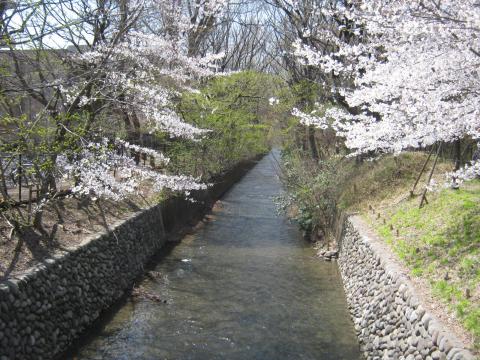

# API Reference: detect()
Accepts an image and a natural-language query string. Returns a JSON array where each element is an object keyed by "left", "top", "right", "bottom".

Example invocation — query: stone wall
[
  {"left": 0, "top": 157, "right": 262, "bottom": 360},
  {"left": 338, "top": 216, "right": 475, "bottom": 360}
]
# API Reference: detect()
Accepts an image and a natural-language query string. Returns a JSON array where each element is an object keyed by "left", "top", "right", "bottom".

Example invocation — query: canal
[{"left": 66, "top": 152, "right": 361, "bottom": 360}]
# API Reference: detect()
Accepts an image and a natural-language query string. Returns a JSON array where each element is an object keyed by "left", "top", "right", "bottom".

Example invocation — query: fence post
[
  {"left": 28, "top": 185, "right": 33, "bottom": 223},
  {"left": 18, "top": 154, "right": 22, "bottom": 202}
]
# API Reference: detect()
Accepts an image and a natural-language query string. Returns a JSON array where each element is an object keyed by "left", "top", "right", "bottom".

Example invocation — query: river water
[{"left": 67, "top": 152, "right": 361, "bottom": 360}]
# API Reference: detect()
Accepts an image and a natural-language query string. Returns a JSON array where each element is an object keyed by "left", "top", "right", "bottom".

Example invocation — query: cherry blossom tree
[
  {"left": 291, "top": 0, "right": 480, "bottom": 178},
  {"left": 54, "top": 0, "right": 230, "bottom": 201},
  {"left": 0, "top": 0, "right": 231, "bottom": 231}
]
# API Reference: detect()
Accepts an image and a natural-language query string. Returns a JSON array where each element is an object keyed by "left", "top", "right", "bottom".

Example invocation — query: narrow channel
[{"left": 66, "top": 152, "right": 361, "bottom": 360}]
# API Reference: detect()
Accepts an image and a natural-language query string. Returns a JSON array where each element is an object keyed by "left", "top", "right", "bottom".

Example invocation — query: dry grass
[
  {"left": 0, "top": 184, "right": 161, "bottom": 280},
  {"left": 339, "top": 151, "right": 454, "bottom": 212}
]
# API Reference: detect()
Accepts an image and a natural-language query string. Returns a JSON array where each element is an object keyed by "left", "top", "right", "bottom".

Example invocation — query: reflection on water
[{"left": 67, "top": 151, "right": 361, "bottom": 360}]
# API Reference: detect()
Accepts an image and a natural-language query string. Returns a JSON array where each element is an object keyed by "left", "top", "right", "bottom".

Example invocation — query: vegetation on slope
[
  {"left": 279, "top": 144, "right": 479, "bottom": 348},
  {"left": 370, "top": 180, "right": 480, "bottom": 346}
]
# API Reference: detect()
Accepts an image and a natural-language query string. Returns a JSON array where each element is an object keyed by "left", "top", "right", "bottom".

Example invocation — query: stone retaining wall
[
  {"left": 0, "top": 157, "right": 262, "bottom": 360},
  {"left": 338, "top": 216, "right": 475, "bottom": 360}
]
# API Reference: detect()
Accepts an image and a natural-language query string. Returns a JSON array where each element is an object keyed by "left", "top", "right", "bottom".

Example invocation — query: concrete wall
[
  {"left": 0, "top": 157, "right": 262, "bottom": 360},
  {"left": 338, "top": 216, "right": 475, "bottom": 360}
]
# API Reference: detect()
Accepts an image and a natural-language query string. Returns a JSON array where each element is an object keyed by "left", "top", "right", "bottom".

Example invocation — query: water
[{"left": 67, "top": 152, "right": 361, "bottom": 360}]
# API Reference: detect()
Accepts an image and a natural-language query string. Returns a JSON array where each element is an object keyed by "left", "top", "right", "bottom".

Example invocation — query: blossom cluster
[
  {"left": 70, "top": 37, "right": 222, "bottom": 140},
  {"left": 58, "top": 0, "right": 229, "bottom": 142},
  {"left": 446, "top": 160, "right": 480, "bottom": 187},
  {"left": 1, "top": 0, "right": 232, "bottom": 211},
  {"left": 53, "top": 0, "right": 230, "bottom": 201},
  {"left": 114, "top": 139, "right": 170, "bottom": 165},
  {"left": 291, "top": 108, "right": 328, "bottom": 129},
  {"left": 269, "top": 97, "right": 279, "bottom": 106},
  {"left": 57, "top": 140, "right": 206, "bottom": 201}
]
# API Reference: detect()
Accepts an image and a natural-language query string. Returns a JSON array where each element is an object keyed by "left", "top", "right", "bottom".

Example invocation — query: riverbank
[
  {"left": 277, "top": 148, "right": 479, "bottom": 356},
  {"left": 366, "top": 180, "right": 480, "bottom": 350},
  {"left": 338, "top": 215, "right": 475, "bottom": 359},
  {"left": 0, "top": 155, "right": 263, "bottom": 360}
]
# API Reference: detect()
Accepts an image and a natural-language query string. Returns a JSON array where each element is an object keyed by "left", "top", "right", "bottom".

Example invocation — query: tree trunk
[
  {"left": 123, "top": 111, "right": 141, "bottom": 142},
  {"left": 308, "top": 125, "right": 319, "bottom": 160},
  {"left": 454, "top": 139, "right": 462, "bottom": 170}
]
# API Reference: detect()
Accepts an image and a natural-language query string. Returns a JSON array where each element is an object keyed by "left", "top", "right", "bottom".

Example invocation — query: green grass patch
[{"left": 371, "top": 180, "right": 480, "bottom": 347}]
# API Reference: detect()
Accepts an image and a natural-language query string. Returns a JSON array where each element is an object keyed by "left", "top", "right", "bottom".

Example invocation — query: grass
[{"left": 366, "top": 179, "right": 480, "bottom": 348}]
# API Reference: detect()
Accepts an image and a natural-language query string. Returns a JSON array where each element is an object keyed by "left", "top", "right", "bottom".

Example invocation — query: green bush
[{"left": 164, "top": 71, "right": 284, "bottom": 179}]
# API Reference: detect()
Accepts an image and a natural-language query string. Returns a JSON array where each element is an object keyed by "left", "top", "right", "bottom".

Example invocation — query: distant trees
[{"left": 265, "top": 0, "right": 352, "bottom": 160}]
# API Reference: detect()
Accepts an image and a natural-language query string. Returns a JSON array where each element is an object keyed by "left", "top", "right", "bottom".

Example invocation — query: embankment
[{"left": 338, "top": 215, "right": 475, "bottom": 360}]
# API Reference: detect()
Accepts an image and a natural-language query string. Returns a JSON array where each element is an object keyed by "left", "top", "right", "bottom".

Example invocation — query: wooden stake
[
  {"left": 411, "top": 145, "right": 435, "bottom": 197},
  {"left": 420, "top": 143, "right": 442, "bottom": 208},
  {"left": 465, "top": 288, "right": 471, "bottom": 299}
]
